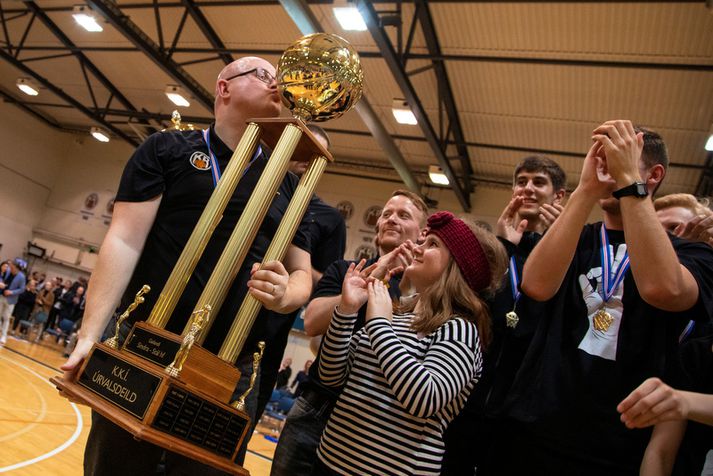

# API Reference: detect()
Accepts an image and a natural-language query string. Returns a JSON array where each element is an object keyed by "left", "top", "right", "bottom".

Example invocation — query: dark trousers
[
  {"left": 83, "top": 356, "right": 260, "bottom": 476},
  {"left": 270, "top": 389, "right": 335, "bottom": 476}
]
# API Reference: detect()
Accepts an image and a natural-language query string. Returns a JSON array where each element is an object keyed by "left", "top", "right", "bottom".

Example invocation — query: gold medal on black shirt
[
  {"left": 593, "top": 308, "right": 614, "bottom": 332},
  {"left": 506, "top": 310, "right": 519, "bottom": 329}
]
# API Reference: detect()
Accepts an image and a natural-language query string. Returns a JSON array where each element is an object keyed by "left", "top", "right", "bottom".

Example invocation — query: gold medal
[
  {"left": 593, "top": 308, "right": 614, "bottom": 332},
  {"left": 506, "top": 311, "right": 519, "bottom": 329}
]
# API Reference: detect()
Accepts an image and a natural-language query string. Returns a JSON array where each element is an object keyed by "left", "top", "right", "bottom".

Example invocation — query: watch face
[{"left": 635, "top": 183, "right": 647, "bottom": 196}]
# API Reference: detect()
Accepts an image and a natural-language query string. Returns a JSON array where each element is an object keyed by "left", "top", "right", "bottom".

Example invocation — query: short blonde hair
[{"left": 654, "top": 193, "right": 711, "bottom": 217}]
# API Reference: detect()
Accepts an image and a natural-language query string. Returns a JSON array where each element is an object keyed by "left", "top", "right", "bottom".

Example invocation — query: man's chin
[{"left": 599, "top": 196, "right": 620, "bottom": 213}]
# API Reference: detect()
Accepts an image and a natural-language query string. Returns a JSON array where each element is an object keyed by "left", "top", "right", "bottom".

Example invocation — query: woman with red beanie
[{"left": 312, "top": 211, "right": 508, "bottom": 476}]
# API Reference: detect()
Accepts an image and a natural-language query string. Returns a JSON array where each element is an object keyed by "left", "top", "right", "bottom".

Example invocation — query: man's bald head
[{"left": 214, "top": 56, "right": 281, "bottom": 119}]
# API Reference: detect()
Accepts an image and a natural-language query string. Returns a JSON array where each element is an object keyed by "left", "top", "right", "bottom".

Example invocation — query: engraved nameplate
[
  {"left": 124, "top": 326, "right": 181, "bottom": 367},
  {"left": 78, "top": 347, "right": 162, "bottom": 419},
  {"left": 153, "top": 386, "right": 248, "bottom": 459}
]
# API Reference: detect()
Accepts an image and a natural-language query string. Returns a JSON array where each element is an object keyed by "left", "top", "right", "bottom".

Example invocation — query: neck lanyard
[
  {"left": 202, "top": 129, "right": 262, "bottom": 188},
  {"left": 599, "top": 223, "right": 630, "bottom": 303}
]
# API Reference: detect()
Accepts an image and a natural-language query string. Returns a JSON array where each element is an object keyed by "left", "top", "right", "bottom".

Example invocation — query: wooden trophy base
[{"left": 51, "top": 322, "right": 250, "bottom": 476}]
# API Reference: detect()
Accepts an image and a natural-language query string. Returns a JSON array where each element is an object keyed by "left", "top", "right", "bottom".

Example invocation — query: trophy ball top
[{"left": 277, "top": 33, "right": 363, "bottom": 123}]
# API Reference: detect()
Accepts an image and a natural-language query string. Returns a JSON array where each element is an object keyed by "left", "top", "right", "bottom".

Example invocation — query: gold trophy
[{"left": 51, "top": 33, "right": 362, "bottom": 475}]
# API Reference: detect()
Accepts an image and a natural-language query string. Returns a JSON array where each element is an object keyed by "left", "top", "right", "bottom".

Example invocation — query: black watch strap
[{"left": 612, "top": 182, "right": 648, "bottom": 199}]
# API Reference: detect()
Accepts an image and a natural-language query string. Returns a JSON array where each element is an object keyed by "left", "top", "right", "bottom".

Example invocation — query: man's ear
[
  {"left": 646, "top": 164, "right": 666, "bottom": 193},
  {"left": 216, "top": 79, "right": 230, "bottom": 98},
  {"left": 553, "top": 188, "right": 566, "bottom": 205},
  {"left": 417, "top": 227, "right": 428, "bottom": 244}
]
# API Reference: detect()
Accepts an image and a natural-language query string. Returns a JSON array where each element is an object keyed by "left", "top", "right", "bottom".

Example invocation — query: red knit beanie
[{"left": 426, "top": 211, "right": 491, "bottom": 293}]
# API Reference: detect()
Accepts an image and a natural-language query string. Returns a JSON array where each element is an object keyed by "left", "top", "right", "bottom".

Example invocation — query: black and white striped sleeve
[
  {"left": 318, "top": 308, "right": 362, "bottom": 388},
  {"left": 364, "top": 317, "right": 481, "bottom": 418}
]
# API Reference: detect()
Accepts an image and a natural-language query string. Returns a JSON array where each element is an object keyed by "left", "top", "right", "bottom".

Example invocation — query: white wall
[{"left": 0, "top": 101, "right": 73, "bottom": 260}]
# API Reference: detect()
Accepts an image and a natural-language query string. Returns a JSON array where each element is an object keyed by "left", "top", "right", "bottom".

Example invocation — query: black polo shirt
[{"left": 115, "top": 125, "right": 310, "bottom": 357}]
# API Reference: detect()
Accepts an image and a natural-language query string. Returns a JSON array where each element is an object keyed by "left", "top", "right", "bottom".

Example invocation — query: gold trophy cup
[{"left": 51, "top": 33, "right": 362, "bottom": 475}]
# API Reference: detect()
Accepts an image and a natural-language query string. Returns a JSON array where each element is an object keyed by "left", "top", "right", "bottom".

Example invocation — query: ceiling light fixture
[
  {"left": 73, "top": 5, "right": 103, "bottom": 32},
  {"left": 392, "top": 99, "right": 418, "bottom": 125},
  {"left": 90, "top": 126, "right": 110, "bottom": 143},
  {"left": 16, "top": 78, "right": 40, "bottom": 96},
  {"left": 428, "top": 165, "right": 449, "bottom": 186},
  {"left": 165, "top": 85, "right": 190, "bottom": 107},
  {"left": 333, "top": 7, "right": 367, "bottom": 31},
  {"left": 706, "top": 124, "right": 713, "bottom": 152}
]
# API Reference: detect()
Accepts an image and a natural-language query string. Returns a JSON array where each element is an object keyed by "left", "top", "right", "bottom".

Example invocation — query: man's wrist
[{"left": 614, "top": 173, "right": 643, "bottom": 189}]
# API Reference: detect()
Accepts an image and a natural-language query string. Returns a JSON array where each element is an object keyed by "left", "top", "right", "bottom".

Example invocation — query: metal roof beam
[
  {"left": 87, "top": 0, "right": 214, "bottom": 112},
  {"left": 278, "top": 0, "right": 422, "bottom": 196},
  {"left": 414, "top": 0, "right": 473, "bottom": 191},
  {"left": 356, "top": 0, "right": 470, "bottom": 211},
  {"left": 0, "top": 48, "right": 139, "bottom": 146},
  {"left": 181, "top": 0, "right": 233, "bottom": 65}
]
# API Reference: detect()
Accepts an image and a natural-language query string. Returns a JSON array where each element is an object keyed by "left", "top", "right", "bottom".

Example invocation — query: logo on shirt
[
  {"left": 577, "top": 243, "right": 627, "bottom": 361},
  {"left": 189, "top": 151, "right": 211, "bottom": 171}
]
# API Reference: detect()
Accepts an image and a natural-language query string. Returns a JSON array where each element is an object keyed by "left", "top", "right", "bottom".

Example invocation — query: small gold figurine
[
  {"left": 105, "top": 285, "right": 151, "bottom": 349},
  {"left": 165, "top": 305, "right": 211, "bottom": 378},
  {"left": 161, "top": 110, "right": 195, "bottom": 132},
  {"left": 593, "top": 308, "right": 614, "bottom": 332},
  {"left": 231, "top": 341, "right": 266, "bottom": 412}
]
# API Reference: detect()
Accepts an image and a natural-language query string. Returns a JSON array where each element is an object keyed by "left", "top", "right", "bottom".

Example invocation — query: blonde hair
[
  {"left": 654, "top": 193, "right": 711, "bottom": 217},
  {"left": 400, "top": 217, "right": 508, "bottom": 347}
]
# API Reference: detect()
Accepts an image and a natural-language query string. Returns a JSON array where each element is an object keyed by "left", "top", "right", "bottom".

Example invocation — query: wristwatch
[{"left": 612, "top": 181, "right": 648, "bottom": 199}]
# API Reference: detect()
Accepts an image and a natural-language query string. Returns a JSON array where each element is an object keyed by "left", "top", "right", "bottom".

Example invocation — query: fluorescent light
[
  {"left": 16, "top": 78, "right": 39, "bottom": 96},
  {"left": 706, "top": 134, "right": 713, "bottom": 152},
  {"left": 392, "top": 98, "right": 417, "bottom": 125},
  {"left": 428, "top": 165, "right": 449, "bottom": 186},
  {"left": 165, "top": 85, "right": 190, "bottom": 107},
  {"left": 333, "top": 7, "right": 367, "bottom": 31},
  {"left": 73, "top": 5, "right": 103, "bottom": 32},
  {"left": 90, "top": 127, "right": 110, "bottom": 143}
]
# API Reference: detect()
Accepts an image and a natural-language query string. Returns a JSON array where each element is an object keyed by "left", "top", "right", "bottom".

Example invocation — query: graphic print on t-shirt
[{"left": 577, "top": 243, "right": 627, "bottom": 360}]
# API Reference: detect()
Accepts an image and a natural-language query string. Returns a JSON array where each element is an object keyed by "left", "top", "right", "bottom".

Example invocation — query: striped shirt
[{"left": 317, "top": 310, "right": 483, "bottom": 475}]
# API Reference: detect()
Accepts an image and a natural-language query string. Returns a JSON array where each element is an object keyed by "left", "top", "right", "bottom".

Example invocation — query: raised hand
[
  {"left": 674, "top": 214, "right": 713, "bottom": 246},
  {"left": 496, "top": 197, "right": 528, "bottom": 245},
  {"left": 366, "top": 280, "right": 393, "bottom": 322},
  {"left": 591, "top": 120, "right": 644, "bottom": 189},
  {"left": 339, "top": 260, "right": 369, "bottom": 315},
  {"left": 539, "top": 203, "right": 564, "bottom": 229}
]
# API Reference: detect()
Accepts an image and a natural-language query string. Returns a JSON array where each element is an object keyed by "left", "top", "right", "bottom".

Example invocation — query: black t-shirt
[
  {"left": 116, "top": 126, "right": 310, "bottom": 356},
  {"left": 514, "top": 222, "right": 713, "bottom": 474},
  {"left": 670, "top": 332, "right": 713, "bottom": 476},
  {"left": 303, "top": 195, "right": 347, "bottom": 274},
  {"left": 306, "top": 257, "right": 402, "bottom": 400}
]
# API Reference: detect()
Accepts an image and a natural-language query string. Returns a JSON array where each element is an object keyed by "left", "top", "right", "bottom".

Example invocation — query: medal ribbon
[
  {"left": 202, "top": 128, "right": 261, "bottom": 189},
  {"left": 509, "top": 256, "right": 521, "bottom": 304},
  {"left": 599, "top": 224, "right": 630, "bottom": 303}
]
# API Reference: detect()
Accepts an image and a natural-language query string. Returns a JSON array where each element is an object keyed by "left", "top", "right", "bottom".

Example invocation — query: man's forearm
[
  {"left": 522, "top": 189, "right": 597, "bottom": 301},
  {"left": 275, "top": 269, "right": 311, "bottom": 314},
  {"left": 304, "top": 295, "right": 341, "bottom": 336},
  {"left": 620, "top": 197, "right": 699, "bottom": 311},
  {"left": 682, "top": 391, "right": 713, "bottom": 426},
  {"left": 79, "top": 235, "right": 143, "bottom": 343}
]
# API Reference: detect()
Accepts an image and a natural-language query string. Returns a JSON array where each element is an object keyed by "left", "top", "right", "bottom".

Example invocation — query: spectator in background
[
  {"left": 11, "top": 279, "right": 37, "bottom": 335},
  {"left": 275, "top": 357, "right": 293, "bottom": 390},
  {"left": 291, "top": 359, "right": 313, "bottom": 398},
  {"left": 654, "top": 193, "right": 713, "bottom": 246},
  {"left": 49, "top": 280, "right": 71, "bottom": 329},
  {"left": 0, "top": 259, "right": 27, "bottom": 345}
]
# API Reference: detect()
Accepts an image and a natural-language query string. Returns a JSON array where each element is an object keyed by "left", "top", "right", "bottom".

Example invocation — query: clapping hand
[
  {"left": 366, "top": 280, "right": 393, "bottom": 323},
  {"left": 496, "top": 197, "right": 528, "bottom": 245},
  {"left": 338, "top": 260, "right": 369, "bottom": 315}
]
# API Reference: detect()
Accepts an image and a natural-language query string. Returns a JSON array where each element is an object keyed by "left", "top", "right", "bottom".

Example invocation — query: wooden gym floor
[{"left": 0, "top": 336, "right": 276, "bottom": 475}]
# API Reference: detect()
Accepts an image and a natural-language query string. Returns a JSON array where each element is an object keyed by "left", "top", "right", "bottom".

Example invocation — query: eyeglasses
[{"left": 222, "top": 67, "right": 275, "bottom": 85}]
